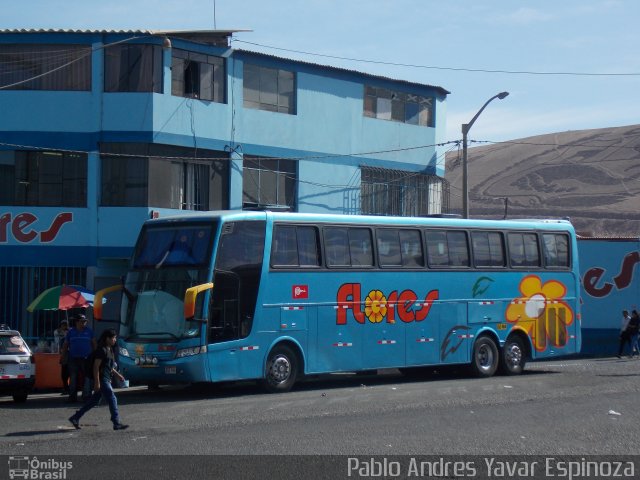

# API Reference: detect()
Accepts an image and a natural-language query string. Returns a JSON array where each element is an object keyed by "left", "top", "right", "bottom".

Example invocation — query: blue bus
[{"left": 95, "top": 211, "right": 581, "bottom": 392}]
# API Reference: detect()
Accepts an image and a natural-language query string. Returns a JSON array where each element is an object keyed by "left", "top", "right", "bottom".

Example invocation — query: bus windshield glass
[
  {"left": 122, "top": 222, "right": 217, "bottom": 341},
  {"left": 133, "top": 224, "right": 214, "bottom": 268}
]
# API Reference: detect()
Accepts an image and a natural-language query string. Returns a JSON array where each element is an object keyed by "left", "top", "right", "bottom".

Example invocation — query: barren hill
[{"left": 444, "top": 124, "right": 640, "bottom": 237}]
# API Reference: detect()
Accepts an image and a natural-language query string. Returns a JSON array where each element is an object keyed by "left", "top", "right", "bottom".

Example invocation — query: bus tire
[
  {"left": 471, "top": 336, "right": 499, "bottom": 378},
  {"left": 263, "top": 345, "right": 298, "bottom": 393},
  {"left": 500, "top": 336, "right": 526, "bottom": 375}
]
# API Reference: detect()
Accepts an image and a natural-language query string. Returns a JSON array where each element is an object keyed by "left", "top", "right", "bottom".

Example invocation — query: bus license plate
[{"left": 165, "top": 366, "right": 176, "bottom": 374}]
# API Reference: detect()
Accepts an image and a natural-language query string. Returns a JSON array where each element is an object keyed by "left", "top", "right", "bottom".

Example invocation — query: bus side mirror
[
  {"left": 184, "top": 283, "right": 214, "bottom": 320},
  {"left": 94, "top": 285, "right": 122, "bottom": 321}
]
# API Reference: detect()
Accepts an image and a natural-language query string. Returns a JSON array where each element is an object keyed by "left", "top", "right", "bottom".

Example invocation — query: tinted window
[
  {"left": 377, "top": 229, "right": 402, "bottom": 267},
  {"left": 542, "top": 233, "right": 570, "bottom": 268},
  {"left": 472, "top": 231, "right": 506, "bottom": 267},
  {"left": 400, "top": 230, "right": 424, "bottom": 267},
  {"left": 349, "top": 228, "right": 374, "bottom": 267},
  {"left": 272, "top": 225, "right": 320, "bottom": 267},
  {"left": 426, "top": 230, "right": 469, "bottom": 267},
  {"left": 134, "top": 224, "right": 214, "bottom": 268},
  {"left": 508, "top": 233, "right": 540, "bottom": 267},
  {"left": 325, "top": 227, "right": 373, "bottom": 267}
]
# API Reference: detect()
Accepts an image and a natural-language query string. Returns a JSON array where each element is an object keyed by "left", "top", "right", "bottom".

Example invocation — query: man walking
[{"left": 61, "top": 314, "right": 96, "bottom": 402}]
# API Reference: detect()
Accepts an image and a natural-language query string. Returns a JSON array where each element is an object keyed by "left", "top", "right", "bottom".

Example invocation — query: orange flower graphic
[
  {"left": 506, "top": 275, "right": 574, "bottom": 352},
  {"left": 365, "top": 290, "right": 387, "bottom": 323}
]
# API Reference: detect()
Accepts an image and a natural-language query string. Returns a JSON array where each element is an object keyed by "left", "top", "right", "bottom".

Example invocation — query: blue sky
[{"left": 3, "top": 0, "right": 639, "bottom": 142}]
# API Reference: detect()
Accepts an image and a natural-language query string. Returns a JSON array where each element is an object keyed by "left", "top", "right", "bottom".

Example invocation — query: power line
[{"left": 232, "top": 39, "right": 640, "bottom": 77}]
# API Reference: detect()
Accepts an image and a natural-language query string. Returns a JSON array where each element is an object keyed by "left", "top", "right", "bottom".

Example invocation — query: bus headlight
[{"left": 176, "top": 345, "right": 207, "bottom": 358}]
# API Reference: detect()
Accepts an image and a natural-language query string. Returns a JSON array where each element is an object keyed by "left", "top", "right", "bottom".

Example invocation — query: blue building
[{"left": 0, "top": 29, "right": 449, "bottom": 340}]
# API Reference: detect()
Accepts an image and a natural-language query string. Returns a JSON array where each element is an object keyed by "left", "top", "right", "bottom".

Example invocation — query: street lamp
[{"left": 461, "top": 91, "right": 509, "bottom": 218}]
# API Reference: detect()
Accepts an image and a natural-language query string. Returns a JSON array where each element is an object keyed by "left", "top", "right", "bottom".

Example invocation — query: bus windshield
[
  {"left": 133, "top": 224, "right": 214, "bottom": 268},
  {"left": 122, "top": 222, "right": 217, "bottom": 341}
]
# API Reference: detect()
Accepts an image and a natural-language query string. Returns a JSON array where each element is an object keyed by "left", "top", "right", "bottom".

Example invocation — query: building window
[
  {"left": 100, "top": 143, "right": 229, "bottom": 210},
  {"left": 171, "top": 49, "right": 224, "bottom": 102},
  {"left": 0, "top": 44, "right": 91, "bottom": 90},
  {"left": 243, "top": 63, "right": 295, "bottom": 114},
  {"left": 361, "top": 166, "right": 448, "bottom": 216},
  {"left": 105, "top": 44, "right": 162, "bottom": 92},
  {"left": 242, "top": 156, "right": 296, "bottom": 210},
  {"left": 0, "top": 150, "right": 86, "bottom": 207},
  {"left": 364, "top": 86, "right": 433, "bottom": 127}
]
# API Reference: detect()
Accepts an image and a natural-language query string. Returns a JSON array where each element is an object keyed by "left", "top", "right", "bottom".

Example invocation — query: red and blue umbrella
[{"left": 27, "top": 285, "right": 96, "bottom": 312}]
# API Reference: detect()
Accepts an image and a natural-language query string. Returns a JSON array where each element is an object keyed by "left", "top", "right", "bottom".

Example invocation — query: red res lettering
[
  {"left": 40, "top": 212, "right": 73, "bottom": 242},
  {"left": 336, "top": 283, "right": 365, "bottom": 325},
  {"left": 0, "top": 213, "right": 10, "bottom": 243},
  {"left": 12, "top": 213, "right": 38, "bottom": 243},
  {"left": 583, "top": 267, "right": 613, "bottom": 298}
]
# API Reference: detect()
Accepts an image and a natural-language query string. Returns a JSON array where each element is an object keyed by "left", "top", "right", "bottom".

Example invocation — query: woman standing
[{"left": 68, "top": 329, "right": 129, "bottom": 431}]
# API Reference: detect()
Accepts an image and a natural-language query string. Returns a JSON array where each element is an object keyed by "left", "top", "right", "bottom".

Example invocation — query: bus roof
[{"left": 145, "top": 210, "right": 575, "bottom": 232}]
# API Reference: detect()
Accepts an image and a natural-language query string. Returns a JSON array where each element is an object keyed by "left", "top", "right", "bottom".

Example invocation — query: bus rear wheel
[
  {"left": 471, "top": 336, "right": 499, "bottom": 378},
  {"left": 263, "top": 345, "right": 298, "bottom": 393},
  {"left": 500, "top": 336, "right": 526, "bottom": 375}
]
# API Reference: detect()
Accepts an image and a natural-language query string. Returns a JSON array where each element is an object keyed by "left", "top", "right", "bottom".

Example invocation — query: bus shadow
[
  {"left": 1, "top": 367, "right": 558, "bottom": 408},
  {"left": 107, "top": 366, "right": 558, "bottom": 405}
]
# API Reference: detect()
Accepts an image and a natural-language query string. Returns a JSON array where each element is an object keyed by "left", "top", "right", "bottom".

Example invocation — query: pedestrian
[
  {"left": 617, "top": 310, "right": 632, "bottom": 358},
  {"left": 61, "top": 314, "right": 96, "bottom": 402},
  {"left": 628, "top": 310, "right": 640, "bottom": 357},
  {"left": 68, "top": 328, "right": 129, "bottom": 431},
  {"left": 53, "top": 320, "right": 70, "bottom": 394}
]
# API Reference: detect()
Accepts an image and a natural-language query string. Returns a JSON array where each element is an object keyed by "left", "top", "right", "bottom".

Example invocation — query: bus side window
[
  {"left": 348, "top": 228, "right": 373, "bottom": 267},
  {"left": 508, "top": 233, "right": 540, "bottom": 267},
  {"left": 472, "top": 231, "right": 505, "bottom": 267},
  {"left": 542, "top": 233, "right": 570, "bottom": 267},
  {"left": 377, "top": 229, "right": 402, "bottom": 267},
  {"left": 297, "top": 226, "right": 321, "bottom": 267},
  {"left": 426, "top": 231, "right": 448, "bottom": 267},
  {"left": 272, "top": 225, "right": 298, "bottom": 266},
  {"left": 446, "top": 231, "right": 469, "bottom": 267},
  {"left": 325, "top": 227, "right": 350, "bottom": 267},
  {"left": 399, "top": 229, "right": 424, "bottom": 267}
]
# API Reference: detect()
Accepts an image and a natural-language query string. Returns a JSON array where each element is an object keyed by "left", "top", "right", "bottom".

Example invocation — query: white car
[{"left": 0, "top": 326, "right": 35, "bottom": 403}]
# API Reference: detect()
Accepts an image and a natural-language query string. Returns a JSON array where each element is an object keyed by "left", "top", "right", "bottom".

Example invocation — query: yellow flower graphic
[
  {"left": 365, "top": 290, "right": 387, "bottom": 323},
  {"left": 506, "top": 275, "right": 574, "bottom": 352}
]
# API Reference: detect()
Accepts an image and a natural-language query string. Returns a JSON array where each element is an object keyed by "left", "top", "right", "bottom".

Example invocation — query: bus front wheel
[
  {"left": 471, "top": 336, "right": 499, "bottom": 378},
  {"left": 263, "top": 345, "right": 298, "bottom": 393},
  {"left": 500, "top": 336, "right": 526, "bottom": 375}
]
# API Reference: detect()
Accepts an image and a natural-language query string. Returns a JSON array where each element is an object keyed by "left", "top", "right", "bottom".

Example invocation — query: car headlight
[{"left": 119, "top": 347, "right": 130, "bottom": 358}]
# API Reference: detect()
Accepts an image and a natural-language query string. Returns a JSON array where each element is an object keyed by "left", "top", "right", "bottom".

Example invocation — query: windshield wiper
[{"left": 135, "top": 331, "right": 180, "bottom": 341}]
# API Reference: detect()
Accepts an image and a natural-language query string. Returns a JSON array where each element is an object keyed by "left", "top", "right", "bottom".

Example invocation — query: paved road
[{"left": 1, "top": 356, "right": 639, "bottom": 458}]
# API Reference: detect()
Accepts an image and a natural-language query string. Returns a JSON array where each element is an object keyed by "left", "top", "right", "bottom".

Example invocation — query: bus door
[
  {"left": 436, "top": 301, "right": 471, "bottom": 365},
  {"left": 315, "top": 306, "right": 363, "bottom": 373},
  {"left": 206, "top": 220, "right": 266, "bottom": 381}
]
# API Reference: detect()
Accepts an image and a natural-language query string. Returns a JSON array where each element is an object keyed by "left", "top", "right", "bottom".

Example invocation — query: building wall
[
  {"left": 0, "top": 30, "right": 447, "bottom": 337},
  {"left": 578, "top": 238, "right": 640, "bottom": 356}
]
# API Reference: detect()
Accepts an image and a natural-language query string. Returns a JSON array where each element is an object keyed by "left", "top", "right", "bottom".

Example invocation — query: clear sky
[{"left": 3, "top": 0, "right": 639, "bottom": 143}]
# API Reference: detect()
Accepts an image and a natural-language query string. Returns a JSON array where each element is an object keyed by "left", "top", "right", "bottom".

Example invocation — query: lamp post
[{"left": 461, "top": 91, "right": 509, "bottom": 218}]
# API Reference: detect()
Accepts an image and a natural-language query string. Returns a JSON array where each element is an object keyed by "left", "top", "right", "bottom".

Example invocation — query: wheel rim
[
  {"left": 477, "top": 343, "right": 495, "bottom": 372},
  {"left": 268, "top": 354, "right": 291, "bottom": 385},
  {"left": 505, "top": 342, "right": 522, "bottom": 370}
]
